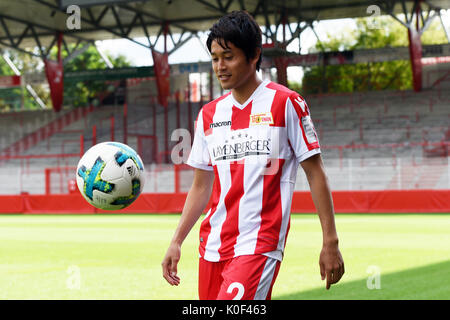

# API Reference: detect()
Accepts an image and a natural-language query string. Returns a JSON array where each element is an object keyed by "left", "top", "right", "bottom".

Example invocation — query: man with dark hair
[
  {"left": 162, "top": 10, "right": 344, "bottom": 300},
  {"left": 206, "top": 10, "right": 262, "bottom": 71}
]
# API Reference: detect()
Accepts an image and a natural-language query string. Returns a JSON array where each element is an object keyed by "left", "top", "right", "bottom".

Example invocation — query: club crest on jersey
[{"left": 249, "top": 112, "right": 274, "bottom": 126}]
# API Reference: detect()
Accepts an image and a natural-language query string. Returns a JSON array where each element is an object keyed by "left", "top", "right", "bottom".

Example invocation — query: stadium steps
[
  {"left": 0, "top": 107, "right": 93, "bottom": 161},
  {"left": 0, "top": 110, "right": 59, "bottom": 152},
  {"left": 0, "top": 87, "right": 448, "bottom": 194}
]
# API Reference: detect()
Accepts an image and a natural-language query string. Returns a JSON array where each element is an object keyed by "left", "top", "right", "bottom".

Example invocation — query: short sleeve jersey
[{"left": 187, "top": 80, "right": 321, "bottom": 262}]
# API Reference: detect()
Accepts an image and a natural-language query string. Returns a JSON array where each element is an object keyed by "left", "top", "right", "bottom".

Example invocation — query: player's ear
[{"left": 252, "top": 47, "right": 261, "bottom": 67}]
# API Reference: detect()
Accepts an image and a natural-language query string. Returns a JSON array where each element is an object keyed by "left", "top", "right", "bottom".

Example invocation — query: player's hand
[
  {"left": 319, "top": 242, "right": 344, "bottom": 290},
  {"left": 161, "top": 242, "right": 181, "bottom": 286}
]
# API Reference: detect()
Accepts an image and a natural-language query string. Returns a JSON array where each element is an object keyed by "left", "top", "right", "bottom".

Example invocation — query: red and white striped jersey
[{"left": 187, "top": 79, "right": 320, "bottom": 262}]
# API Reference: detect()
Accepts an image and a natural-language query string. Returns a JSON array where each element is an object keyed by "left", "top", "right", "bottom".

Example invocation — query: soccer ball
[{"left": 76, "top": 142, "right": 145, "bottom": 210}]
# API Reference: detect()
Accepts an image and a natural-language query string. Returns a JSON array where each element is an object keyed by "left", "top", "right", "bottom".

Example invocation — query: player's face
[{"left": 210, "top": 40, "right": 257, "bottom": 91}]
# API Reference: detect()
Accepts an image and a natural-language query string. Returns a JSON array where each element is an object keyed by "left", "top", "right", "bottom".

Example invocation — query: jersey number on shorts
[{"left": 227, "top": 282, "right": 245, "bottom": 300}]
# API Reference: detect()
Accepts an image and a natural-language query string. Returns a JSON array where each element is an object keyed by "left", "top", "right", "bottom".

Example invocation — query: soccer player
[{"left": 162, "top": 10, "right": 344, "bottom": 300}]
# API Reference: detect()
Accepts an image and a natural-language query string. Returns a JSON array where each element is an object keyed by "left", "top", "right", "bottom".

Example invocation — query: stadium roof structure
[
  {"left": 1, "top": 0, "right": 449, "bottom": 108},
  {"left": 0, "top": 0, "right": 449, "bottom": 57}
]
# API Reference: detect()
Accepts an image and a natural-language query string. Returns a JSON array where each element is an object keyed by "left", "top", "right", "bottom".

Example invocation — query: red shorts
[{"left": 198, "top": 255, "right": 281, "bottom": 300}]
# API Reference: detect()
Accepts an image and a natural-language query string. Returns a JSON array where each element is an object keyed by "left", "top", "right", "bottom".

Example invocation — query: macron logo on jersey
[
  {"left": 210, "top": 120, "right": 232, "bottom": 129},
  {"left": 293, "top": 96, "right": 308, "bottom": 114}
]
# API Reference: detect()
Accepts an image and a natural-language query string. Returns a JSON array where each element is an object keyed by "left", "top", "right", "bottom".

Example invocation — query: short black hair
[{"left": 206, "top": 11, "right": 262, "bottom": 71}]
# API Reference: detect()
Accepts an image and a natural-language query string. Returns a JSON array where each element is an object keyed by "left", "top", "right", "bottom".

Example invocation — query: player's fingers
[
  {"left": 170, "top": 273, "right": 180, "bottom": 285},
  {"left": 326, "top": 270, "right": 332, "bottom": 290},
  {"left": 162, "top": 262, "right": 171, "bottom": 283},
  {"left": 320, "top": 262, "right": 325, "bottom": 280},
  {"left": 164, "top": 271, "right": 178, "bottom": 286},
  {"left": 329, "top": 264, "right": 344, "bottom": 287},
  {"left": 162, "top": 259, "right": 178, "bottom": 285},
  {"left": 337, "top": 262, "right": 345, "bottom": 281},
  {"left": 331, "top": 270, "right": 340, "bottom": 285},
  {"left": 169, "top": 259, "right": 180, "bottom": 285},
  {"left": 336, "top": 264, "right": 344, "bottom": 282}
]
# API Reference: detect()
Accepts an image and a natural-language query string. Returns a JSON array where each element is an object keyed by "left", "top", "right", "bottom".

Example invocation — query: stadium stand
[{"left": 0, "top": 83, "right": 448, "bottom": 195}]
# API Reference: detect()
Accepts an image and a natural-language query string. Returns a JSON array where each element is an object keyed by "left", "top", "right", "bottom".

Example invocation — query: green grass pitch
[{"left": 0, "top": 213, "right": 449, "bottom": 299}]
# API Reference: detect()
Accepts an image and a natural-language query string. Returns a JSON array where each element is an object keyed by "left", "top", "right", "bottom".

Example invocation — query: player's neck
[{"left": 231, "top": 73, "right": 262, "bottom": 105}]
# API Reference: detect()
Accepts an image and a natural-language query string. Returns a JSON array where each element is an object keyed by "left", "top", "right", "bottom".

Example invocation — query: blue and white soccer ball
[{"left": 76, "top": 142, "right": 145, "bottom": 210}]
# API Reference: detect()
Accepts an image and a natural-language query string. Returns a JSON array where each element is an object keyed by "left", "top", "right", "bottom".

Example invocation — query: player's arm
[
  {"left": 161, "top": 168, "right": 215, "bottom": 286},
  {"left": 300, "top": 154, "right": 344, "bottom": 290}
]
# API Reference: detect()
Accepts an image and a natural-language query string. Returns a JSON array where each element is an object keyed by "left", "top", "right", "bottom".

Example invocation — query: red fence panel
[{"left": 0, "top": 190, "right": 448, "bottom": 214}]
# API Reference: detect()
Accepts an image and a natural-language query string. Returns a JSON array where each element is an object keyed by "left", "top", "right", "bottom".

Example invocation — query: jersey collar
[{"left": 229, "top": 79, "right": 270, "bottom": 110}]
